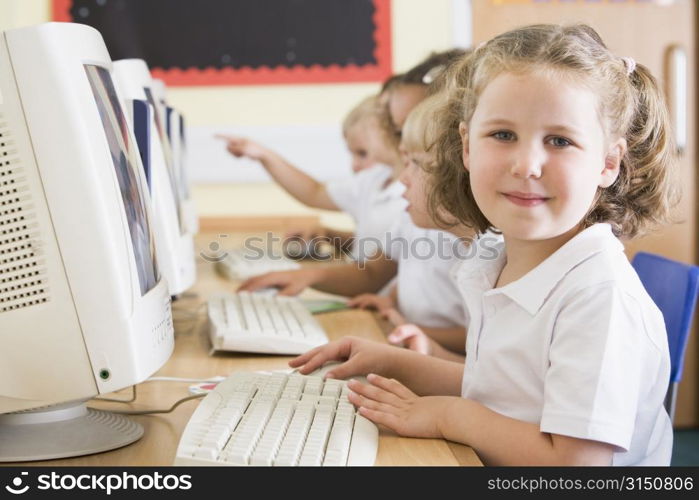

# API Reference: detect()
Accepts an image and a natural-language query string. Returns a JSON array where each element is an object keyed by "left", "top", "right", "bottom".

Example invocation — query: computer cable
[
  {"left": 92, "top": 376, "right": 224, "bottom": 403},
  {"left": 89, "top": 393, "right": 206, "bottom": 415}
]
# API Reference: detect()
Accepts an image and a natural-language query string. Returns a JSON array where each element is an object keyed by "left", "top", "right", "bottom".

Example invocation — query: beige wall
[{"left": 0, "top": 0, "right": 457, "bottom": 229}]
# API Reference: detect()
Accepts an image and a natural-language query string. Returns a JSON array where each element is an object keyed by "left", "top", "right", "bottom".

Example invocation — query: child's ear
[
  {"left": 599, "top": 138, "right": 627, "bottom": 188},
  {"left": 459, "top": 122, "right": 470, "bottom": 171}
]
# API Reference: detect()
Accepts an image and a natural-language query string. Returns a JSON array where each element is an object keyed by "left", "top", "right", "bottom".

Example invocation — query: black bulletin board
[{"left": 53, "top": 0, "right": 392, "bottom": 86}]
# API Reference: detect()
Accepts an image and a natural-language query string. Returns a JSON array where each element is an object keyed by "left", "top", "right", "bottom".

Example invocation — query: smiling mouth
[{"left": 502, "top": 191, "right": 551, "bottom": 207}]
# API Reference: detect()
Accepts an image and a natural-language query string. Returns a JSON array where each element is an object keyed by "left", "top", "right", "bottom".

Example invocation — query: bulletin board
[
  {"left": 489, "top": 0, "right": 675, "bottom": 4},
  {"left": 52, "top": 0, "right": 392, "bottom": 86}
]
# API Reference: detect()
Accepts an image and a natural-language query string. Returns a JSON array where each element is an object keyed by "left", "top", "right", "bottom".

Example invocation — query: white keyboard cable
[
  {"left": 89, "top": 393, "right": 207, "bottom": 416},
  {"left": 147, "top": 376, "right": 225, "bottom": 383},
  {"left": 92, "top": 375, "right": 225, "bottom": 403}
]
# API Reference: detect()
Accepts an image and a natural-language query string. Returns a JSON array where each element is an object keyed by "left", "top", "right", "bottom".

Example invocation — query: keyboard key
[
  {"left": 239, "top": 292, "right": 262, "bottom": 334},
  {"left": 298, "top": 408, "right": 334, "bottom": 466},
  {"left": 254, "top": 295, "right": 276, "bottom": 334},
  {"left": 323, "top": 411, "right": 355, "bottom": 466},
  {"left": 274, "top": 403, "right": 315, "bottom": 466},
  {"left": 250, "top": 401, "right": 294, "bottom": 466}
]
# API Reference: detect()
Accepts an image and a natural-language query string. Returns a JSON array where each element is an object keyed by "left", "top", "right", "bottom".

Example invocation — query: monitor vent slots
[{"left": 0, "top": 114, "right": 49, "bottom": 313}]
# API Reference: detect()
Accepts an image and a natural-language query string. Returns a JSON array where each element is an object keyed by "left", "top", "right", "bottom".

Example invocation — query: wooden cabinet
[{"left": 470, "top": 0, "right": 697, "bottom": 426}]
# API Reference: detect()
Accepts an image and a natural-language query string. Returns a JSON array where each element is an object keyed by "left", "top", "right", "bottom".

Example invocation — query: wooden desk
[{"left": 22, "top": 232, "right": 482, "bottom": 467}]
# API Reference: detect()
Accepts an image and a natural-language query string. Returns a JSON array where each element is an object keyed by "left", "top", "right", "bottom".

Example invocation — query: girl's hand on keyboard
[
  {"left": 289, "top": 336, "right": 394, "bottom": 380},
  {"left": 346, "top": 374, "right": 453, "bottom": 439},
  {"left": 238, "top": 269, "right": 322, "bottom": 296}
]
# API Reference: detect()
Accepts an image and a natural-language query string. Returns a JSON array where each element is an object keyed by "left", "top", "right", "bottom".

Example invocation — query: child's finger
[
  {"left": 348, "top": 294, "right": 375, "bottom": 307},
  {"left": 346, "top": 296, "right": 364, "bottom": 307},
  {"left": 347, "top": 390, "right": 396, "bottom": 413},
  {"left": 237, "top": 273, "right": 280, "bottom": 291},
  {"left": 278, "top": 283, "right": 303, "bottom": 296},
  {"left": 236, "top": 277, "right": 260, "bottom": 291},
  {"left": 387, "top": 324, "right": 420, "bottom": 343},
  {"left": 296, "top": 351, "right": 335, "bottom": 375},
  {"left": 357, "top": 406, "right": 402, "bottom": 432},
  {"left": 366, "top": 373, "right": 416, "bottom": 399},
  {"left": 347, "top": 379, "right": 403, "bottom": 407},
  {"left": 321, "top": 356, "right": 366, "bottom": 381},
  {"left": 289, "top": 339, "right": 351, "bottom": 374},
  {"left": 288, "top": 345, "right": 323, "bottom": 368}
]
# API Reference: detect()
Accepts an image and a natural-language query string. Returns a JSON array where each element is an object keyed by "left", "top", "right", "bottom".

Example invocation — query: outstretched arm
[{"left": 217, "top": 134, "right": 339, "bottom": 210}]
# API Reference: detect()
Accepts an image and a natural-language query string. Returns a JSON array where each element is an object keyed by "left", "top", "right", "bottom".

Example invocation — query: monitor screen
[
  {"left": 143, "top": 86, "right": 185, "bottom": 235},
  {"left": 178, "top": 113, "right": 190, "bottom": 199},
  {"left": 84, "top": 64, "right": 159, "bottom": 295}
]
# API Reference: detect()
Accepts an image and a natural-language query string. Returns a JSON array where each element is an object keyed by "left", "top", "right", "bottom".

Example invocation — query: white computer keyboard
[
  {"left": 208, "top": 291, "right": 329, "bottom": 355},
  {"left": 215, "top": 248, "right": 300, "bottom": 281},
  {"left": 173, "top": 370, "right": 378, "bottom": 466}
]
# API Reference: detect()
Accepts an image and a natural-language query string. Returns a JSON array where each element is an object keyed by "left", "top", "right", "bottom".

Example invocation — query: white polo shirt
[
  {"left": 385, "top": 213, "right": 469, "bottom": 329},
  {"left": 325, "top": 164, "right": 406, "bottom": 261},
  {"left": 453, "top": 223, "right": 672, "bottom": 466}
]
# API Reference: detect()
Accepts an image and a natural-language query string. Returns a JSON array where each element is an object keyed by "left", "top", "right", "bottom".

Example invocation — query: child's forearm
[
  {"left": 429, "top": 342, "right": 466, "bottom": 362},
  {"left": 310, "top": 255, "right": 398, "bottom": 297},
  {"left": 386, "top": 350, "right": 464, "bottom": 396},
  {"left": 258, "top": 150, "right": 337, "bottom": 210},
  {"left": 420, "top": 326, "right": 467, "bottom": 354},
  {"left": 439, "top": 399, "right": 612, "bottom": 466}
]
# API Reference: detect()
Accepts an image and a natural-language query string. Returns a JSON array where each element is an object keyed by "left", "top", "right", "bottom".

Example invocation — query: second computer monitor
[{"left": 112, "top": 59, "right": 195, "bottom": 297}]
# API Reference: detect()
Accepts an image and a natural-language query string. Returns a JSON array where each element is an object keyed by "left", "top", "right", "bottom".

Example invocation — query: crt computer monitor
[
  {"left": 150, "top": 76, "right": 198, "bottom": 235},
  {"left": 165, "top": 105, "right": 199, "bottom": 235},
  {"left": 151, "top": 77, "right": 167, "bottom": 108},
  {"left": 112, "top": 59, "right": 195, "bottom": 297},
  {"left": 150, "top": 76, "right": 198, "bottom": 234},
  {"left": 0, "top": 23, "right": 174, "bottom": 461}
]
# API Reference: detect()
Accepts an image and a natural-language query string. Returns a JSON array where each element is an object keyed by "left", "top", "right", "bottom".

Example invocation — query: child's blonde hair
[
  {"left": 342, "top": 94, "right": 380, "bottom": 136},
  {"left": 401, "top": 93, "right": 446, "bottom": 157},
  {"left": 430, "top": 24, "right": 679, "bottom": 239}
]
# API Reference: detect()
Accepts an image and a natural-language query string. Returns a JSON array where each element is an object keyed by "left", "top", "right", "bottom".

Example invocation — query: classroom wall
[{"left": 0, "top": 0, "right": 463, "bottom": 231}]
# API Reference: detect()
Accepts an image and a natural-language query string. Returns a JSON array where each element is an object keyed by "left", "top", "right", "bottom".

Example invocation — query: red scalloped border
[{"left": 52, "top": 0, "right": 392, "bottom": 86}]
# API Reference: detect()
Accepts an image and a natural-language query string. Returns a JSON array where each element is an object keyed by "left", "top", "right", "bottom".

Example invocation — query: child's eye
[
  {"left": 491, "top": 131, "right": 515, "bottom": 142},
  {"left": 548, "top": 136, "right": 572, "bottom": 148}
]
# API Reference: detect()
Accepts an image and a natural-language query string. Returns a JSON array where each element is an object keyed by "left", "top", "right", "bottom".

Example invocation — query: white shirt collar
[{"left": 459, "top": 224, "right": 624, "bottom": 315}]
